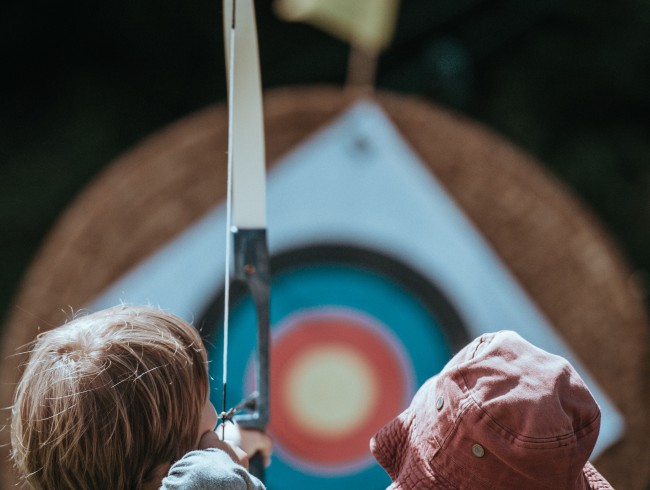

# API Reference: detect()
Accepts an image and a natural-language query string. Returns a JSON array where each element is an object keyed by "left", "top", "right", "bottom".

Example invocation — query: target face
[{"left": 202, "top": 246, "right": 467, "bottom": 489}]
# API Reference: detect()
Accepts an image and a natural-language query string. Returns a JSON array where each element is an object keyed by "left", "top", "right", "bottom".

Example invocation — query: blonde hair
[{"left": 11, "top": 305, "right": 209, "bottom": 490}]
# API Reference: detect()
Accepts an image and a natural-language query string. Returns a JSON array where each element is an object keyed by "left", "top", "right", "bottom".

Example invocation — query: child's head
[
  {"left": 371, "top": 330, "right": 611, "bottom": 489},
  {"left": 11, "top": 305, "right": 212, "bottom": 490}
]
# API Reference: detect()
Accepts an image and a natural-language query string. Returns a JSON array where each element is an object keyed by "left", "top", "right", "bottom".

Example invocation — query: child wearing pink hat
[{"left": 371, "top": 330, "right": 613, "bottom": 489}]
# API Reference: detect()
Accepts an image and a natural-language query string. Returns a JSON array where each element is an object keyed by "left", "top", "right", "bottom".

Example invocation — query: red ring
[{"left": 269, "top": 310, "right": 408, "bottom": 468}]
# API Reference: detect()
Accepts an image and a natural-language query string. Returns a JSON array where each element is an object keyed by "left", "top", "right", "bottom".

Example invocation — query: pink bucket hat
[{"left": 370, "top": 331, "right": 613, "bottom": 489}]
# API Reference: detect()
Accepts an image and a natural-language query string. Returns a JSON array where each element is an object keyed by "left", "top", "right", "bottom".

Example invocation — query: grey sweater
[{"left": 160, "top": 449, "right": 266, "bottom": 490}]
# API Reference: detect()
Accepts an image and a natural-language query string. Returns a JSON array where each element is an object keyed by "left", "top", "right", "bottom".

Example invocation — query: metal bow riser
[{"left": 232, "top": 228, "right": 270, "bottom": 431}]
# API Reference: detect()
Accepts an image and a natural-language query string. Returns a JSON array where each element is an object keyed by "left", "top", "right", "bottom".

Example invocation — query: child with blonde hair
[{"left": 11, "top": 305, "right": 271, "bottom": 490}]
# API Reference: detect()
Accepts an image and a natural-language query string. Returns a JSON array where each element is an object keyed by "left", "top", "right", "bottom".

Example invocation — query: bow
[{"left": 221, "top": 0, "right": 270, "bottom": 481}]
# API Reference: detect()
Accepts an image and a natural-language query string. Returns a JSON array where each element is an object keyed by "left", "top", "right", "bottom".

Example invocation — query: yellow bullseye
[{"left": 283, "top": 344, "right": 379, "bottom": 439}]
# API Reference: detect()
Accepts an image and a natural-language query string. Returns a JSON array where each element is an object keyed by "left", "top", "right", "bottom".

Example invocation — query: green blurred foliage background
[{"left": 1, "top": 0, "right": 649, "bottom": 324}]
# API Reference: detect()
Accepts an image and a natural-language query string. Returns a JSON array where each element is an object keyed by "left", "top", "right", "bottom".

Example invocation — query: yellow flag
[{"left": 274, "top": 0, "right": 399, "bottom": 54}]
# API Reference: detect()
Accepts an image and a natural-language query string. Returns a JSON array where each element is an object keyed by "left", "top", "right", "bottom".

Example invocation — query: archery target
[
  {"left": 81, "top": 98, "right": 624, "bottom": 486},
  {"left": 201, "top": 246, "right": 468, "bottom": 489},
  {"left": 8, "top": 88, "right": 641, "bottom": 489}
]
